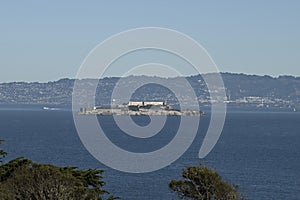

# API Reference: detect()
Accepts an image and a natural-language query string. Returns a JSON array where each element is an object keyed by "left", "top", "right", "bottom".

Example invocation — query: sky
[{"left": 0, "top": 0, "right": 300, "bottom": 82}]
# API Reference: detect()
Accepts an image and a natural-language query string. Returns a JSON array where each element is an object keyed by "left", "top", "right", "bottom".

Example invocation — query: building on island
[{"left": 127, "top": 101, "right": 171, "bottom": 111}]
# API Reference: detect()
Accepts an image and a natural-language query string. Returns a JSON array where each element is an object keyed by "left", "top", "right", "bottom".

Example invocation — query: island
[{"left": 79, "top": 101, "right": 205, "bottom": 116}]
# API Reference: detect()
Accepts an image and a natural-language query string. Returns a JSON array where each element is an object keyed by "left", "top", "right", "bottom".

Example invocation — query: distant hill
[{"left": 0, "top": 73, "right": 299, "bottom": 110}]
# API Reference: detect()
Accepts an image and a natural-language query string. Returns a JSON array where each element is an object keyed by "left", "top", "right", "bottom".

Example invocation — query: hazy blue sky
[{"left": 1, "top": 1, "right": 299, "bottom": 82}]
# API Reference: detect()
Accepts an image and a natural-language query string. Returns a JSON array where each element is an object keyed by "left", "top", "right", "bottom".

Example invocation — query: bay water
[{"left": 0, "top": 105, "right": 299, "bottom": 199}]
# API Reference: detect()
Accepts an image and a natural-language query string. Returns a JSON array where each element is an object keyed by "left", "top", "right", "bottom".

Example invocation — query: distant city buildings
[{"left": 0, "top": 73, "right": 299, "bottom": 111}]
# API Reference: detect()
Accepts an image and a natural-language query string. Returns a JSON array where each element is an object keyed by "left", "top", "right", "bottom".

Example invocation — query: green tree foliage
[
  {"left": 0, "top": 140, "right": 7, "bottom": 164},
  {"left": 0, "top": 157, "right": 116, "bottom": 200},
  {"left": 169, "top": 166, "right": 244, "bottom": 200}
]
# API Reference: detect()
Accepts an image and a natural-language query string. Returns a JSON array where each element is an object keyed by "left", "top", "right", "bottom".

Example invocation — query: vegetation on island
[{"left": 169, "top": 166, "right": 244, "bottom": 200}]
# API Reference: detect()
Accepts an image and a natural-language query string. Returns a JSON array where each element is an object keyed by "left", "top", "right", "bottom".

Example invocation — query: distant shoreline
[
  {"left": 0, "top": 73, "right": 299, "bottom": 110},
  {"left": 0, "top": 104, "right": 298, "bottom": 114}
]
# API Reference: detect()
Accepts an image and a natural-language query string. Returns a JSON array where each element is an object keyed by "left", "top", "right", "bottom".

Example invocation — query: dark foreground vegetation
[
  {"left": 0, "top": 140, "right": 115, "bottom": 200},
  {"left": 1, "top": 140, "right": 244, "bottom": 200},
  {"left": 0, "top": 140, "right": 6, "bottom": 164},
  {"left": 0, "top": 158, "right": 117, "bottom": 200},
  {"left": 169, "top": 166, "right": 244, "bottom": 200}
]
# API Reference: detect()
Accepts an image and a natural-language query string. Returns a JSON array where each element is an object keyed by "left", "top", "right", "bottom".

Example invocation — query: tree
[
  {"left": 0, "top": 157, "right": 116, "bottom": 200},
  {"left": 169, "top": 166, "right": 244, "bottom": 200},
  {"left": 0, "top": 140, "right": 7, "bottom": 164}
]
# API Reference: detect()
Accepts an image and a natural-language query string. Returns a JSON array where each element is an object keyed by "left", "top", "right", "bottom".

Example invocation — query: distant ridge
[{"left": 0, "top": 73, "right": 299, "bottom": 110}]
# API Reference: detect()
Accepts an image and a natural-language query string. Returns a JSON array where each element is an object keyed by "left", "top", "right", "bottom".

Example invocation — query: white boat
[{"left": 43, "top": 107, "right": 60, "bottom": 111}]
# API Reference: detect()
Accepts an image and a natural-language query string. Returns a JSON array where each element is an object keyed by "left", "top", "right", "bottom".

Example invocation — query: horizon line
[{"left": 1, "top": 71, "right": 299, "bottom": 84}]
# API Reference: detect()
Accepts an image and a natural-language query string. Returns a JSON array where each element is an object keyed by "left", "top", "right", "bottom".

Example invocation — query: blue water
[{"left": 0, "top": 105, "right": 299, "bottom": 199}]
